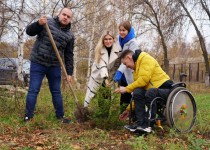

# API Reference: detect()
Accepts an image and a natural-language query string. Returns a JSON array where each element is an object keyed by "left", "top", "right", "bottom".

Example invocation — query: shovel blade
[{"left": 74, "top": 107, "right": 89, "bottom": 123}]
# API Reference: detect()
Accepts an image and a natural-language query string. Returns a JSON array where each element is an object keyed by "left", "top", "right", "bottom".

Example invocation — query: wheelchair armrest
[{"left": 171, "top": 82, "right": 186, "bottom": 88}]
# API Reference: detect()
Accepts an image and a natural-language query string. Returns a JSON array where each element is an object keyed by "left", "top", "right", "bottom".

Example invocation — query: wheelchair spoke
[
  {"left": 166, "top": 87, "right": 197, "bottom": 133},
  {"left": 171, "top": 89, "right": 196, "bottom": 133}
]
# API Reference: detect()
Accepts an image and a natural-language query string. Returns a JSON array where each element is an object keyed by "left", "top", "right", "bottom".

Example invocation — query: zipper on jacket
[{"left": 149, "top": 81, "right": 154, "bottom": 86}]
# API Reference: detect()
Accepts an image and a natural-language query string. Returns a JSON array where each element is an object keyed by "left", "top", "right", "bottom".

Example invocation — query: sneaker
[
  {"left": 62, "top": 118, "right": 71, "bottom": 124},
  {"left": 57, "top": 117, "right": 71, "bottom": 124},
  {"left": 137, "top": 126, "right": 152, "bottom": 133},
  {"left": 24, "top": 116, "right": 32, "bottom": 122},
  {"left": 124, "top": 123, "right": 139, "bottom": 132}
]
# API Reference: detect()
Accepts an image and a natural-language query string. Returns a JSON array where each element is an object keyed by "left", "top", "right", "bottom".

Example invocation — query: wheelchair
[{"left": 129, "top": 82, "right": 197, "bottom": 134}]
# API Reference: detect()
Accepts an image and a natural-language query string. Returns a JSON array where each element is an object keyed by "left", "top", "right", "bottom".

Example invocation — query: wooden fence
[{"left": 168, "top": 62, "right": 206, "bottom": 83}]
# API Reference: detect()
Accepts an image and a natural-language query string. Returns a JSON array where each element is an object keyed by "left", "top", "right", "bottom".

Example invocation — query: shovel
[{"left": 44, "top": 23, "right": 88, "bottom": 122}]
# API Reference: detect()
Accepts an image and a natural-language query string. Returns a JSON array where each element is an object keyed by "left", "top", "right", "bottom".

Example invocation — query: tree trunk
[
  {"left": 179, "top": 0, "right": 210, "bottom": 86},
  {"left": 200, "top": 0, "right": 210, "bottom": 21},
  {"left": 74, "top": 45, "right": 78, "bottom": 81},
  {"left": 143, "top": 0, "right": 170, "bottom": 73},
  {"left": 159, "top": 29, "right": 169, "bottom": 74},
  {"left": 86, "top": 4, "right": 96, "bottom": 80},
  {"left": 17, "top": 3, "right": 24, "bottom": 83},
  {"left": 73, "top": 44, "right": 81, "bottom": 89}
]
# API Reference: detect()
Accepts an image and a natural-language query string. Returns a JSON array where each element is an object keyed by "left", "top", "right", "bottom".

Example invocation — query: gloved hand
[
  {"left": 113, "top": 70, "right": 123, "bottom": 82},
  {"left": 119, "top": 110, "right": 129, "bottom": 121}
]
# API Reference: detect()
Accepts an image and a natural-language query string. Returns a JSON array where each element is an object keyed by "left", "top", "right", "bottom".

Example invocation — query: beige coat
[{"left": 84, "top": 42, "right": 121, "bottom": 107}]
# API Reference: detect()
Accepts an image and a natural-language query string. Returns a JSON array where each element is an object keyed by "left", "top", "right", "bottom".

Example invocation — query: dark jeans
[
  {"left": 25, "top": 62, "right": 64, "bottom": 119},
  {"left": 133, "top": 87, "right": 171, "bottom": 126}
]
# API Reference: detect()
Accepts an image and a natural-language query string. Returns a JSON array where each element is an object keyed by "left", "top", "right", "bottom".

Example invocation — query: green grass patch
[{"left": 0, "top": 84, "right": 209, "bottom": 149}]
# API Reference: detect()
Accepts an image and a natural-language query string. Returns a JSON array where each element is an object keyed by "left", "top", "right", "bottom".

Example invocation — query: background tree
[
  {"left": 178, "top": 0, "right": 210, "bottom": 86},
  {"left": 199, "top": 0, "right": 210, "bottom": 21},
  {"left": 132, "top": 0, "right": 183, "bottom": 73},
  {"left": 17, "top": 0, "right": 25, "bottom": 82},
  {"left": 0, "top": 0, "right": 13, "bottom": 41},
  {"left": 0, "top": 0, "right": 209, "bottom": 86}
]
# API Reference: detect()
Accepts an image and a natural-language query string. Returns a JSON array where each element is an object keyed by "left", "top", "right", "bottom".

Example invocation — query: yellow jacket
[
  {"left": 126, "top": 52, "right": 170, "bottom": 93},
  {"left": 125, "top": 51, "right": 170, "bottom": 111}
]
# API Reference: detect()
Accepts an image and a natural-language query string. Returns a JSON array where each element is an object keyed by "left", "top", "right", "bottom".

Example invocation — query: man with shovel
[{"left": 24, "top": 8, "right": 74, "bottom": 123}]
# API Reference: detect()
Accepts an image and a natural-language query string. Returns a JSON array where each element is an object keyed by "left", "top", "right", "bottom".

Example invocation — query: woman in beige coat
[{"left": 84, "top": 31, "right": 121, "bottom": 108}]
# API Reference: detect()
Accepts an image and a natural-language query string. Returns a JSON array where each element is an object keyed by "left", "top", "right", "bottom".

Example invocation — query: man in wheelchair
[{"left": 115, "top": 49, "right": 174, "bottom": 133}]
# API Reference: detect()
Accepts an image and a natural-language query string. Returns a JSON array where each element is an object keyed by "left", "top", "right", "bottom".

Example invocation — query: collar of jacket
[
  {"left": 118, "top": 27, "right": 136, "bottom": 48},
  {"left": 101, "top": 42, "right": 120, "bottom": 55},
  {"left": 54, "top": 16, "right": 71, "bottom": 31},
  {"left": 132, "top": 49, "right": 142, "bottom": 63}
]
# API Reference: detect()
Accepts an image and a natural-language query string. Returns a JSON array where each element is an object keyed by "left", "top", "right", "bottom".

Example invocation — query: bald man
[{"left": 24, "top": 8, "right": 74, "bottom": 123}]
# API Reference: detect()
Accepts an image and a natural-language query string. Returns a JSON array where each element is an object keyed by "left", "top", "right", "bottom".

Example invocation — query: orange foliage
[{"left": 0, "top": 42, "right": 17, "bottom": 58}]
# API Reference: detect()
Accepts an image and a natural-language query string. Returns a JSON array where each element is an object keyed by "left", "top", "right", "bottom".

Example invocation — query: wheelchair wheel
[{"left": 165, "top": 87, "right": 197, "bottom": 133}]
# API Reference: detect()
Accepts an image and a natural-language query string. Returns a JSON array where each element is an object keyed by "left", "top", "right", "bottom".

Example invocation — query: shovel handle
[{"left": 44, "top": 23, "right": 80, "bottom": 108}]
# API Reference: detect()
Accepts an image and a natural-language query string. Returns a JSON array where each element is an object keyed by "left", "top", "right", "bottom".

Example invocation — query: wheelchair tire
[{"left": 165, "top": 87, "right": 197, "bottom": 133}]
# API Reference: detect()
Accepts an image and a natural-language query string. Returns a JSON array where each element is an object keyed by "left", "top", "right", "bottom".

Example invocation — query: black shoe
[
  {"left": 57, "top": 117, "right": 71, "bottom": 124},
  {"left": 24, "top": 116, "right": 32, "bottom": 122},
  {"left": 124, "top": 123, "right": 139, "bottom": 132}
]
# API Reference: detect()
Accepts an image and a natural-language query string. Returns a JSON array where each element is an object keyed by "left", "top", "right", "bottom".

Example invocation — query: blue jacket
[{"left": 116, "top": 27, "right": 139, "bottom": 84}]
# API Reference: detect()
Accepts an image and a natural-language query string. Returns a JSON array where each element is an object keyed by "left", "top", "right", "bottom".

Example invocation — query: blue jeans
[{"left": 25, "top": 62, "right": 64, "bottom": 119}]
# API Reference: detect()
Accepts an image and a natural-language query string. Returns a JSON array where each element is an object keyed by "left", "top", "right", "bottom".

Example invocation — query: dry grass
[
  {"left": 0, "top": 82, "right": 209, "bottom": 149},
  {"left": 185, "top": 82, "right": 210, "bottom": 94}
]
